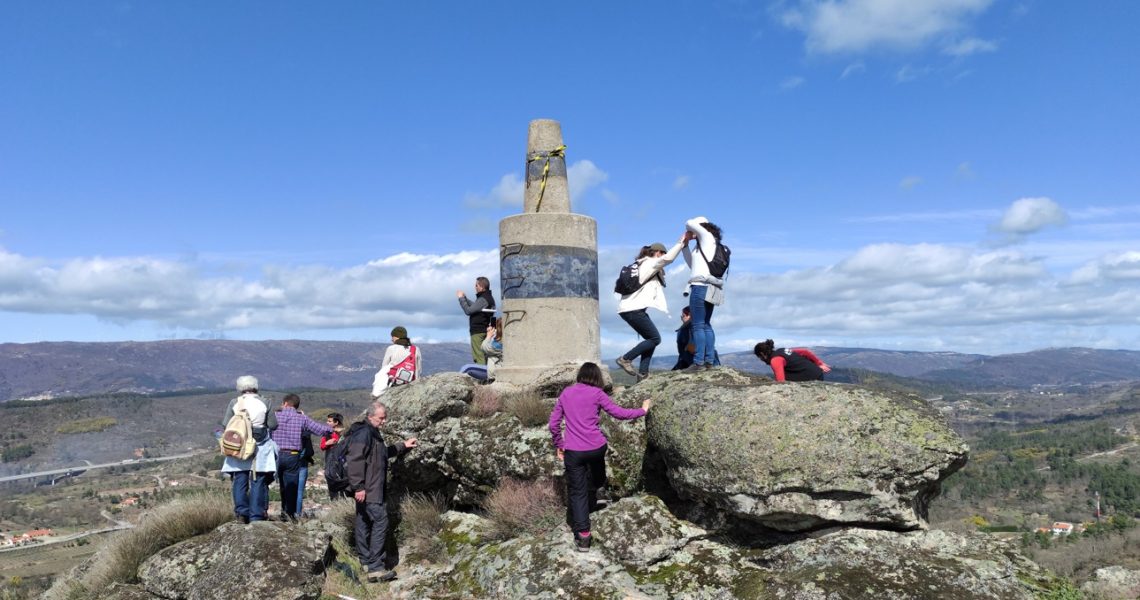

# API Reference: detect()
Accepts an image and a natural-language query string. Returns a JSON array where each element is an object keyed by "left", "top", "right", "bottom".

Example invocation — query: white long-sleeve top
[
  {"left": 371, "top": 343, "right": 423, "bottom": 396},
  {"left": 682, "top": 216, "right": 726, "bottom": 306},
  {"left": 617, "top": 242, "right": 684, "bottom": 314}
]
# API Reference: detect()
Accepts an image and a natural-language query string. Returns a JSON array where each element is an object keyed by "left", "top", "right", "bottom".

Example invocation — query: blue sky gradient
[{"left": 2, "top": 1, "right": 1138, "bottom": 356}]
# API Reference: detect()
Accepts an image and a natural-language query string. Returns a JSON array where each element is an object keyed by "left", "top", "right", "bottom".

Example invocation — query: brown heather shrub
[
  {"left": 42, "top": 491, "right": 233, "bottom": 600},
  {"left": 502, "top": 390, "right": 551, "bottom": 428},
  {"left": 468, "top": 385, "right": 502, "bottom": 418},
  {"left": 483, "top": 477, "right": 563, "bottom": 540},
  {"left": 397, "top": 492, "right": 448, "bottom": 559}
]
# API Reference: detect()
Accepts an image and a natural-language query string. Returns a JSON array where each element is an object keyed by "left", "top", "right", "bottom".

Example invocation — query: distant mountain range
[{"left": 1, "top": 340, "right": 1139, "bottom": 402}]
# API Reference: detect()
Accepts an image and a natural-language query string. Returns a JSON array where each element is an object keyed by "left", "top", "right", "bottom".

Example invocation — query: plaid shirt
[{"left": 271, "top": 407, "right": 333, "bottom": 451}]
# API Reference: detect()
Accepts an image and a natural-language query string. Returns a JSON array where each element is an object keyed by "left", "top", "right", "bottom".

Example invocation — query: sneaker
[
  {"left": 615, "top": 357, "right": 638, "bottom": 377},
  {"left": 703, "top": 363, "right": 715, "bottom": 370},
  {"left": 574, "top": 531, "right": 592, "bottom": 552},
  {"left": 367, "top": 569, "right": 397, "bottom": 582},
  {"left": 682, "top": 364, "right": 704, "bottom": 373},
  {"left": 636, "top": 372, "right": 649, "bottom": 382}
]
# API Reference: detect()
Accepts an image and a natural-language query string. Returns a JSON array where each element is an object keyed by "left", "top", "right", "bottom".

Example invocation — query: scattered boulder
[
  {"left": 1081, "top": 566, "right": 1140, "bottom": 600},
  {"left": 527, "top": 362, "right": 613, "bottom": 398},
  {"left": 629, "top": 369, "right": 968, "bottom": 533},
  {"left": 384, "top": 372, "right": 475, "bottom": 432},
  {"left": 136, "top": 520, "right": 336, "bottom": 600},
  {"left": 757, "top": 528, "right": 1058, "bottom": 599},
  {"left": 393, "top": 413, "right": 559, "bottom": 505},
  {"left": 592, "top": 495, "right": 707, "bottom": 567}
]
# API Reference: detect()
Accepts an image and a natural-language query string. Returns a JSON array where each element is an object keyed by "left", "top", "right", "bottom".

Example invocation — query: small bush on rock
[
  {"left": 502, "top": 390, "right": 551, "bottom": 427},
  {"left": 398, "top": 492, "right": 448, "bottom": 560},
  {"left": 469, "top": 386, "right": 502, "bottom": 418},
  {"left": 483, "top": 477, "right": 563, "bottom": 540}
]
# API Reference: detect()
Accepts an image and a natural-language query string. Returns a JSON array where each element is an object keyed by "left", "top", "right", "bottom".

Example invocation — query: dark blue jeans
[
  {"left": 620, "top": 309, "right": 661, "bottom": 375},
  {"left": 563, "top": 445, "right": 607, "bottom": 534},
  {"left": 277, "top": 451, "right": 302, "bottom": 518},
  {"left": 688, "top": 285, "right": 716, "bottom": 365},
  {"left": 296, "top": 464, "right": 308, "bottom": 516},
  {"left": 355, "top": 501, "right": 391, "bottom": 572},
  {"left": 230, "top": 470, "right": 274, "bottom": 521}
]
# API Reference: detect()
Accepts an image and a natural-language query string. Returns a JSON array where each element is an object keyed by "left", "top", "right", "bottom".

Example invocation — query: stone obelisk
[{"left": 496, "top": 120, "right": 601, "bottom": 385}]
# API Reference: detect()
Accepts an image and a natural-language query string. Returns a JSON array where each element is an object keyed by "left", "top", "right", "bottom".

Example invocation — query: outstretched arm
[{"left": 793, "top": 348, "right": 831, "bottom": 372}]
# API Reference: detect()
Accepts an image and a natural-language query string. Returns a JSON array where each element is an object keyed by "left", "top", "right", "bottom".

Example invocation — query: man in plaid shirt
[{"left": 271, "top": 393, "right": 333, "bottom": 521}]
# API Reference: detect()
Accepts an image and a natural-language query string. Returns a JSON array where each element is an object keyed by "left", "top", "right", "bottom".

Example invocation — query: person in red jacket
[{"left": 754, "top": 339, "right": 831, "bottom": 382}]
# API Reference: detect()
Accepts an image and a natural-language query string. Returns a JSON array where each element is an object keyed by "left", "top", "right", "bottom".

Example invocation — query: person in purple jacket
[{"left": 549, "top": 362, "right": 653, "bottom": 551}]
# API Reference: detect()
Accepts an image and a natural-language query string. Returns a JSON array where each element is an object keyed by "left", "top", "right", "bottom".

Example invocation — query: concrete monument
[{"left": 495, "top": 119, "right": 601, "bottom": 385}]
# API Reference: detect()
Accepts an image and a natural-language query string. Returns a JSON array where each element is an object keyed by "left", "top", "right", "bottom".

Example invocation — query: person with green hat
[
  {"left": 614, "top": 234, "right": 686, "bottom": 381},
  {"left": 371, "top": 326, "right": 422, "bottom": 397}
]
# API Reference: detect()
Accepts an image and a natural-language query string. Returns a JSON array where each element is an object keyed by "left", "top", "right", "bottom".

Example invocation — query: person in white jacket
[
  {"left": 371, "top": 326, "right": 423, "bottom": 398},
  {"left": 614, "top": 234, "right": 686, "bottom": 381},
  {"left": 681, "top": 216, "right": 726, "bottom": 371}
]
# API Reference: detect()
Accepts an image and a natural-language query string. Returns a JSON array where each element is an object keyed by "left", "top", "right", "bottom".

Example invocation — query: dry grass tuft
[
  {"left": 482, "top": 477, "right": 564, "bottom": 540},
  {"left": 42, "top": 491, "right": 233, "bottom": 600},
  {"left": 501, "top": 390, "right": 551, "bottom": 428},
  {"left": 398, "top": 492, "right": 448, "bottom": 560},
  {"left": 468, "top": 385, "right": 502, "bottom": 418}
]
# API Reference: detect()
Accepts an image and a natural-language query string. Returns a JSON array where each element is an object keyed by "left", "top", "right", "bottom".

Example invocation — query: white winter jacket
[{"left": 617, "top": 242, "right": 684, "bottom": 314}]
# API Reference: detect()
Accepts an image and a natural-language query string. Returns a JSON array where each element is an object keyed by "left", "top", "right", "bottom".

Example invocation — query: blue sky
[{"left": 1, "top": 1, "right": 1138, "bottom": 356}]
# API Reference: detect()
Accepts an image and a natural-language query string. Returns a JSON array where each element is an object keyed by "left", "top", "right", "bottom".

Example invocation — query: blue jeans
[
  {"left": 620, "top": 309, "right": 661, "bottom": 375},
  {"left": 277, "top": 451, "right": 302, "bottom": 518},
  {"left": 688, "top": 285, "right": 716, "bottom": 365},
  {"left": 296, "top": 464, "right": 308, "bottom": 517},
  {"left": 460, "top": 364, "right": 489, "bottom": 381},
  {"left": 230, "top": 470, "right": 274, "bottom": 522}
]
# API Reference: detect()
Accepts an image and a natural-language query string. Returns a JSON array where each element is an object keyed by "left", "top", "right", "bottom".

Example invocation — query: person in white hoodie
[
  {"left": 371, "top": 326, "right": 422, "bottom": 397},
  {"left": 681, "top": 216, "right": 726, "bottom": 371},
  {"left": 614, "top": 235, "right": 686, "bottom": 381}
]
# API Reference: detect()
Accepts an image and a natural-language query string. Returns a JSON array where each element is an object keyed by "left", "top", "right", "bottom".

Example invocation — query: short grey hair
[
  {"left": 366, "top": 401, "right": 388, "bottom": 418},
  {"left": 236, "top": 375, "right": 259, "bottom": 393}
]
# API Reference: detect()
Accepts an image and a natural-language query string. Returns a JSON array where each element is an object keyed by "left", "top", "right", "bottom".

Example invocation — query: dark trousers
[
  {"left": 563, "top": 444, "right": 607, "bottom": 534},
  {"left": 355, "top": 501, "right": 390, "bottom": 571},
  {"left": 277, "top": 451, "right": 302, "bottom": 518},
  {"left": 620, "top": 309, "right": 661, "bottom": 375}
]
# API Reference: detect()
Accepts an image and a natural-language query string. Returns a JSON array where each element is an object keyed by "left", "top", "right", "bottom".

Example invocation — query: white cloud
[
  {"left": 996, "top": 197, "right": 1068, "bottom": 235},
  {"left": 1070, "top": 251, "right": 1140, "bottom": 284},
  {"left": 847, "top": 208, "right": 999, "bottom": 224},
  {"left": 781, "top": 0, "right": 996, "bottom": 54},
  {"left": 942, "top": 37, "right": 998, "bottom": 56},
  {"left": 465, "top": 159, "right": 609, "bottom": 209},
  {"left": 898, "top": 175, "right": 922, "bottom": 190},
  {"left": 673, "top": 175, "right": 691, "bottom": 190},
  {"left": 840, "top": 62, "right": 865, "bottom": 79},
  {"left": 956, "top": 161, "right": 975, "bottom": 179},
  {"left": 567, "top": 159, "right": 609, "bottom": 202},
  {"left": 780, "top": 76, "right": 806, "bottom": 90},
  {"left": 896, "top": 64, "right": 932, "bottom": 83}
]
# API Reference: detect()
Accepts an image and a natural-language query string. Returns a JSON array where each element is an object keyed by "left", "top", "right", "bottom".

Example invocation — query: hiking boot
[
  {"left": 682, "top": 364, "right": 704, "bottom": 373},
  {"left": 636, "top": 372, "right": 649, "bottom": 382},
  {"left": 574, "top": 532, "right": 592, "bottom": 552},
  {"left": 614, "top": 357, "right": 638, "bottom": 377},
  {"left": 704, "top": 363, "right": 715, "bottom": 370},
  {"left": 367, "top": 569, "right": 397, "bottom": 582}
]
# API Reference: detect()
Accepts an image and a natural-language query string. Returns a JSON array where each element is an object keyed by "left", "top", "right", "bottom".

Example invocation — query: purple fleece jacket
[{"left": 549, "top": 382, "right": 646, "bottom": 452}]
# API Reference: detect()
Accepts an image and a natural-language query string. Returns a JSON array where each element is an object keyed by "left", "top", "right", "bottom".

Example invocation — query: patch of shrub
[
  {"left": 482, "top": 477, "right": 563, "bottom": 540},
  {"left": 468, "top": 386, "right": 502, "bottom": 418},
  {"left": 502, "top": 390, "right": 551, "bottom": 428},
  {"left": 56, "top": 417, "right": 117, "bottom": 434},
  {"left": 42, "top": 492, "right": 232, "bottom": 600},
  {"left": 397, "top": 492, "right": 447, "bottom": 560}
]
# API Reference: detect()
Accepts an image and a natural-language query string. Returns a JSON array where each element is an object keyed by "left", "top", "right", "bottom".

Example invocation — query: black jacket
[{"left": 344, "top": 423, "right": 409, "bottom": 504}]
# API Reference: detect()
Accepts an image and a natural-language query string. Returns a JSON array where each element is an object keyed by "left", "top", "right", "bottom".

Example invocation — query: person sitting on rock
[
  {"left": 548, "top": 362, "right": 652, "bottom": 552},
  {"left": 371, "top": 326, "right": 422, "bottom": 398},
  {"left": 671, "top": 306, "right": 720, "bottom": 370},
  {"left": 754, "top": 339, "right": 831, "bottom": 382},
  {"left": 460, "top": 317, "right": 503, "bottom": 382}
]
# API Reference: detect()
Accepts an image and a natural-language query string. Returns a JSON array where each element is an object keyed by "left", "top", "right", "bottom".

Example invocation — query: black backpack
[
  {"left": 324, "top": 422, "right": 371, "bottom": 494},
  {"left": 613, "top": 261, "right": 644, "bottom": 295},
  {"left": 698, "top": 242, "right": 731, "bottom": 278}
]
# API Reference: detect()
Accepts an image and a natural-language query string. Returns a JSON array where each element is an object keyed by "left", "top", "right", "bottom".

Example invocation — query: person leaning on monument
[
  {"left": 345, "top": 401, "right": 418, "bottom": 583},
  {"left": 371, "top": 326, "right": 422, "bottom": 398},
  {"left": 271, "top": 393, "right": 333, "bottom": 522},
  {"left": 754, "top": 339, "right": 832, "bottom": 382},
  {"left": 456, "top": 276, "right": 496, "bottom": 364},
  {"left": 220, "top": 375, "right": 278, "bottom": 524},
  {"left": 614, "top": 235, "right": 685, "bottom": 382}
]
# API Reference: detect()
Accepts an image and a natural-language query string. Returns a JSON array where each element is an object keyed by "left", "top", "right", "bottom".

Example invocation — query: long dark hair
[
  {"left": 700, "top": 222, "right": 723, "bottom": 242},
  {"left": 575, "top": 362, "right": 605, "bottom": 389},
  {"left": 636, "top": 245, "right": 655, "bottom": 260},
  {"left": 754, "top": 339, "right": 775, "bottom": 363}
]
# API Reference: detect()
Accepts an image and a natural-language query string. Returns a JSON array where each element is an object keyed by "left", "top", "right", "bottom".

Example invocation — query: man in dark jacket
[
  {"left": 345, "top": 401, "right": 418, "bottom": 582},
  {"left": 457, "top": 276, "right": 496, "bottom": 364}
]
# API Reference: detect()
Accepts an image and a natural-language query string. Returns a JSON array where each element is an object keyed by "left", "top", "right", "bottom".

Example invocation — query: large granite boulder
[
  {"left": 135, "top": 520, "right": 337, "bottom": 600},
  {"left": 626, "top": 369, "right": 968, "bottom": 533},
  {"left": 393, "top": 413, "right": 559, "bottom": 505},
  {"left": 1081, "top": 566, "right": 1140, "bottom": 599},
  {"left": 758, "top": 528, "right": 1059, "bottom": 599},
  {"left": 592, "top": 495, "right": 708, "bottom": 567},
  {"left": 384, "top": 372, "right": 476, "bottom": 432}
]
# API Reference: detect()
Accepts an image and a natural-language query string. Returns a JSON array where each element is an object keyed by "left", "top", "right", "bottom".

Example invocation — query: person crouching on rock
[
  {"left": 548, "top": 362, "right": 652, "bottom": 551},
  {"left": 754, "top": 339, "right": 832, "bottom": 382}
]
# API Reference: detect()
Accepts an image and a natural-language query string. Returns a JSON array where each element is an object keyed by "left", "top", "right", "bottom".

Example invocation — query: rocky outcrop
[
  {"left": 135, "top": 520, "right": 337, "bottom": 600},
  {"left": 1081, "top": 566, "right": 1140, "bottom": 599},
  {"left": 384, "top": 372, "right": 476, "bottom": 432},
  {"left": 624, "top": 369, "right": 968, "bottom": 532}
]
